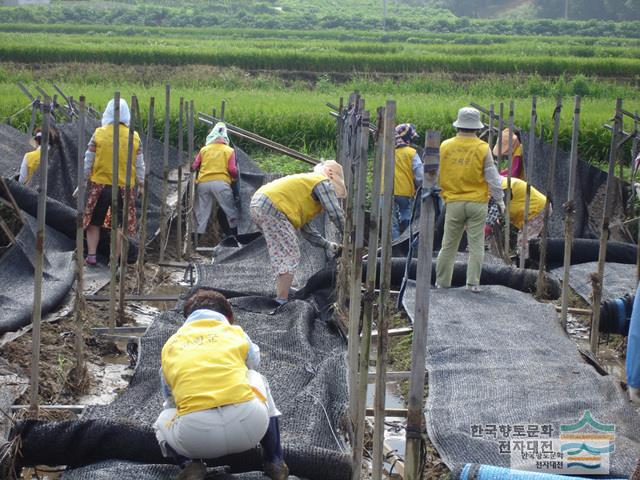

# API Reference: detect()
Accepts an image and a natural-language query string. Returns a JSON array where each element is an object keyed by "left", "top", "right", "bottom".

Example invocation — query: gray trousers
[{"left": 195, "top": 180, "right": 239, "bottom": 234}]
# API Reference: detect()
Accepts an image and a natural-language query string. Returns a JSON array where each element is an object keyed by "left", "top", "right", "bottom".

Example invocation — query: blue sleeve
[
  {"left": 412, "top": 153, "right": 423, "bottom": 189},
  {"left": 160, "top": 367, "right": 173, "bottom": 400},
  {"left": 627, "top": 283, "right": 640, "bottom": 388}
]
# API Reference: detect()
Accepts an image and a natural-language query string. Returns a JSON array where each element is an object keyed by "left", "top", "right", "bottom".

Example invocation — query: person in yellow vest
[
  {"left": 18, "top": 128, "right": 43, "bottom": 185},
  {"left": 501, "top": 176, "right": 549, "bottom": 259},
  {"left": 154, "top": 288, "right": 288, "bottom": 480},
  {"left": 435, "top": 107, "right": 504, "bottom": 292},
  {"left": 392, "top": 123, "right": 423, "bottom": 240},
  {"left": 191, "top": 122, "right": 239, "bottom": 241},
  {"left": 493, "top": 128, "right": 525, "bottom": 180},
  {"left": 81, "top": 99, "right": 144, "bottom": 266},
  {"left": 250, "top": 161, "right": 346, "bottom": 304}
]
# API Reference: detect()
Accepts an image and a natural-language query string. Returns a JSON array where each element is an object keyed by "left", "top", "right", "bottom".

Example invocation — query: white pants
[
  {"left": 154, "top": 371, "right": 280, "bottom": 459},
  {"left": 195, "top": 180, "right": 239, "bottom": 234}
]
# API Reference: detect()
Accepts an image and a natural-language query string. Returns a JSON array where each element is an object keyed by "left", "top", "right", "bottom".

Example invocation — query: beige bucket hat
[
  {"left": 313, "top": 160, "right": 347, "bottom": 199},
  {"left": 452, "top": 107, "right": 483, "bottom": 130},
  {"left": 492, "top": 128, "right": 520, "bottom": 157}
]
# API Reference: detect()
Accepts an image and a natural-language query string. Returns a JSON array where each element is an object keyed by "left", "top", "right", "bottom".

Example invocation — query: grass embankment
[{"left": 1, "top": 64, "right": 638, "bottom": 169}]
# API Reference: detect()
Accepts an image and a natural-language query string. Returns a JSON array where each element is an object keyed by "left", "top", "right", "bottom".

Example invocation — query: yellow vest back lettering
[
  {"left": 440, "top": 136, "right": 490, "bottom": 204},
  {"left": 90, "top": 124, "right": 140, "bottom": 187},
  {"left": 198, "top": 143, "right": 234, "bottom": 184},
  {"left": 258, "top": 173, "right": 326, "bottom": 229},
  {"left": 161, "top": 319, "right": 255, "bottom": 416},
  {"left": 502, "top": 177, "right": 546, "bottom": 228},
  {"left": 394, "top": 146, "right": 417, "bottom": 197}
]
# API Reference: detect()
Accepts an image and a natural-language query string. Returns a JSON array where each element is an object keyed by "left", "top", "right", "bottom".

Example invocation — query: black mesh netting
[{"left": 401, "top": 284, "right": 640, "bottom": 477}]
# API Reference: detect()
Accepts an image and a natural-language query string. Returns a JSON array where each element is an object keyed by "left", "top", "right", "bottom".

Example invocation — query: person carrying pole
[
  {"left": 154, "top": 289, "right": 289, "bottom": 480},
  {"left": 485, "top": 177, "right": 549, "bottom": 259},
  {"left": 494, "top": 128, "right": 525, "bottom": 179},
  {"left": 250, "top": 160, "right": 346, "bottom": 305},
  {"left": 78, "top": 98, "right": 144, "bottom": 266},
  {"left": 191, "top": 122, "right": 240, "bottom": 243},
  {"left": 392, "top": 123, "right": 423, "bottom": 240},
  {"left": 436, "top": 107, "right": 504, "bottom": 292}
]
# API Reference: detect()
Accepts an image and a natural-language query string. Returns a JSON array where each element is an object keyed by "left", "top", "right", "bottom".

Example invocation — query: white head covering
[
  {"left": 206, "top": 122, "right": 230, "bottom": 146},
  {"left": 313, "top": 160, "right": 347, "bottom": 199},
  {"left": 102, "top": 98, "right": 131, "bottom": 127},
  {"left": 452, "top": 107, "right": 483, "bottom": 130}
]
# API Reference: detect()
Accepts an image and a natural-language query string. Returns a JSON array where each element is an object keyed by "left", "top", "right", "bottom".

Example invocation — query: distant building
[{"left": 3, "top": 0, "right": 50, "bottom": 5}]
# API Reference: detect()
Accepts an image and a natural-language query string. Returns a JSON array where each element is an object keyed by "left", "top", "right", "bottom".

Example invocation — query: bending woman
[
  {"left": 81, "top": 99, "right": 144, "bottom": 266},
  {"left": 250, "top": 161, "right": 346, "bottom": 304}
]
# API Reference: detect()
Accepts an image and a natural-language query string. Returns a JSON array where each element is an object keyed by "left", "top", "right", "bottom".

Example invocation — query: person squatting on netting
[
  {"left": 392, "top": 123, "right": 423, "bottom": 240},
  {"left": 154, "top": 288, "right": 289, "bottom": 480},
  {"left": 191, "top": 122, "right": 240, "bottom": 242},
  {"left": 436, "top": 107, "right": 504, "bottom": 292},
  {"left": 249, "top": 160, "right": 346, "bottom": 305},
  {"left": 76, "top": 98, "right": 145, "bottom": 266}
]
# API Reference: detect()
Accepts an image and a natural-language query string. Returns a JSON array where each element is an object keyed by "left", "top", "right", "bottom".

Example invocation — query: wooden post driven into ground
[
  {"left": 186, "top": 100, "right": 196, "bottom": 258},
  {"left": 504, "top": 100, "right": 515, "bottom": 256},
  {"left": 372, "top": 100, "right": 396, "bottom": 480},
  {"left": 520, "top": 96, "right": 537, "bottom": 269},
  {"left": 405, "top": 131, "right": 440, "bottom": 480},
  {"left": 136, "top": 97, "right": 155, "bottom": 294},
  {"left": 560, "top": 96, "right": 581, "bottom": 331},
  {"left": 28, "top": 96, "right": 39, "bottom": 138},
  {"left": 29, "top": 96, "right": 52, "bottom": 414},
  {"left": 590, "top": 98, "right": 623, "bottom": 354},
  {"left": 72, "top": 95, "right": 87, "bottom": 388},
  {"left": 536, "top": 96, "right": 562, "bottom": 298},
  {"left": 108, "top": 92, "right": 120, "bottom": 335},
  {"left": 351, "top": 106, "right": 384, "bottom": 480},
  {"left": 159, "top": 84, "right": 170, "bottom": 264},
  {"left": 177, "top": 97, "right": 184, "bottom": 261},
  {"left": 488, "top": 104, "right": 495, "bottom": 151},
  {"left": 634, "top": 112, "right": 640, "bottom": 283},
  {"left": 118, "top": 96, "right": 137, "bottom": 325}
]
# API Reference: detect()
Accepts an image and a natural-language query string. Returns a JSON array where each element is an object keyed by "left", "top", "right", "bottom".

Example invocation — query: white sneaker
[
  {"left": 466, "top": 284, "right": 482, "bottom": 293},
  {"left": 630, "top": 387, "right": 640, "bottom": 405}
]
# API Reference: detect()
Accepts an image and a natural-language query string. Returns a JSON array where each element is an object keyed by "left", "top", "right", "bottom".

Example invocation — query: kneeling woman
[{"left": 250, "top": 161, "right": 346, "bottom": 304}]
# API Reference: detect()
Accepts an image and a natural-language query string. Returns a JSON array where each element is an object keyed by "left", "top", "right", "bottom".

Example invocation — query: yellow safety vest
[
  {"left": 503, "top": 177, "right": 546, "bottom": 229},
  {"left": 439, "top": 135, "right": 490, "bottom": 204},
  {"left": 394, "top": 146, "right": 417, "bottom": 197},
  {"left": 24, "top": 147, "right": 41, "bottom": 184},
  {"left": 197, "top": 143, "right": 234, "bottom": 184},
  {"left": 90, "top": 124, "right": 140, "bottom": 187},
  {"left": 257, "top": 172, "right": 326, "bottom": 229},
  {"left": 161, "top": 318, "right": 256, "bottom": 416}
]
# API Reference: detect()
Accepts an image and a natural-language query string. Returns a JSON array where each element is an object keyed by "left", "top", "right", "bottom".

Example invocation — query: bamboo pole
[
  {"left": 632, "top": 112, "right": 640, "bottom": 283},
  {"left": 159, "top": 84, "right": 170, "bottom": 263},
  {"left": 72, "top": 95, "right": 87, "bottom": 387},
  {"left": 176, "top": 97, "right": 184, "bottom": 261},
  {"left": 29, "top": 96, "right": 51, "bottom": 414},
  {"left": 405, "top": 131, "right": 440, "bottom": 480},
  {"left": 28, "top": 96, "right": 39, "bottom": 138},
  {"left": 520, "top": 96, "right": 536, "bottom": 269},
  {"left": 135, "top": 97, "right": 155, "bottom": 294},
  {"left": 372, "top": 99, "right": 396, "bottom": 480},
  {"left": 347, "top": 109, "right": 370, "bottom": 426},
  {"left": 488, "top": 103, "right": 494, "bottom": 152},
  {"left": 108, "top": 92, "right": 120, "bottom": 335},
  {"left": 118, "top": 96, "right": 137, "bottom": 326},
  {"left": 560, "top": 96, "right": 581, "bottom": 331},
  {"left": 536, "top": 96, "right": 562, "bottom": 298},
  {"left": 590, "top": 98, "right": 622, "bottom": 354},
  {"left": 187, "top": 100, "right": 196, "bottom": 256},
  {"left": 504, "top": 100, "right": 515, "bottom": 255},
  {"left": 220, "top": 100, "right": 226, "bottom": 122},
  {"left": 352, "top": 107, "right": 384, "bottom": 480}
]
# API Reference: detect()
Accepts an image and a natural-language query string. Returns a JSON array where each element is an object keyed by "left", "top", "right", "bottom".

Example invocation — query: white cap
[{"left": 452, "top": 107, "right": 483, "bottom": 130}]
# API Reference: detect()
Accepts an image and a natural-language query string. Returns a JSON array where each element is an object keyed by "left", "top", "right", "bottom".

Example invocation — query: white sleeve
[
  {"left": 483, "top": 148, "right": 503, "bottom": 202},
  {"left": 18, "top": 155, "right": 29, "bottom": 183}
]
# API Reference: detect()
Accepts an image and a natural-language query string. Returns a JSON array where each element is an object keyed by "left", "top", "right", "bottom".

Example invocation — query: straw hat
[
  {"left": 452, "top": 107, "right": 483, "bottom": 130},
  {"left": 314, "top": 160, "right": 347, "bottom": 199},
  {"left": 492, "top": 128, "right": 520, "bottom": 157}
]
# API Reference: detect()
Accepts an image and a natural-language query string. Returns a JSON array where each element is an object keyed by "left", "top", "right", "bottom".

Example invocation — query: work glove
[
  {"left": 72, "top": 187, "right": 79, "bottom": 199},
  {"left": 326, "top": 241, "right": 342, "bottom": 256}
]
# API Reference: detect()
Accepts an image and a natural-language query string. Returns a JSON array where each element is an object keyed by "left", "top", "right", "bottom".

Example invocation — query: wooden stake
[
  {"left": 29, "top": 96, "right": 51, "bottom": 415},
  {"left": 633, "top": 112, "right": 640, "bottom": 283},
  {"left": 108, "top": 92, "right": 120, "bottom": 335},
  {"left": 187, "top": 100, "right": 196, "bottom": 257},
  {"left": 590, "top": 98, "right": 622, "bottom": 353},
  {"left": 135, "top": 97, "right": 155, "bottom": 294},
  {"left": 177, "top": 97, "right": 184, "bottom": 261},
  {"left": 405, "top": 131, "right": 440, "bottom": 480},
  {"left": 504, "top": 100, "right": 515, "bottom": 255},
  {"left": 72, "top": 95, "right": 87, "bottom": 387},
  {"left": 488, "top": 103, "right": 494, "bottom": 152},
  {"left": 351, "top": 106, "right": 384, "bottom": 480},
  {"left": 118, "top": 96, "right": 137, "bottom": 326},
  {"left": 159, "top": 84, "right": 170, "bottom": 264},
  {"left": 536, "top": 96, "right": 562, "bottom": 298},
  {"left": 347, "top": 109, "right": 370, "bottom": 428},
  {"left": 520, "top": 96, "right": 536, "bottom": 269},
  {"left": 220, "top": 100, "right": 226, "bottom": 122},
  {"left": 372, "top": 99, "right": 395, "bottom": 480},
  {"left": 28, "top": 96, "right": 39, "bottom": 138},
  {"left": 560, "top": 96, "right": 581, "bottom": 331}
]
